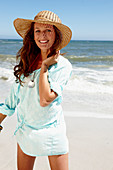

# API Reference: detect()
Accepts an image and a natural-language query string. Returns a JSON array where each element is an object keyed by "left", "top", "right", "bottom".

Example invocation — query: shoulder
[
  {"left": 48, "top": 55, "right": 72, "bottom": 73},
  {"left": 58, "top": 55, "right": 72, "bottom": 70}
]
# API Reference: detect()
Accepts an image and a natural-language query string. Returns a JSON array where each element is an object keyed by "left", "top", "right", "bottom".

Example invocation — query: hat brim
[{"left": 13, "top": 18, "right": 72, "bottom": 51}]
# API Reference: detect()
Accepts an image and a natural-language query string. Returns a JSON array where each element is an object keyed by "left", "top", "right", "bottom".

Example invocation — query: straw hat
[{"left": 13, "top": 10, "right": 72, "bottom": 50}]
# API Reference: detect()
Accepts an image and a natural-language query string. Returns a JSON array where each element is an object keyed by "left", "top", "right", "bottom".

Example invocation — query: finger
[
  {"left": 56, "top": 50, "right": 60, "bottom": 54},
  {"left": 54, "top": 55, "right": 59, "bottom": 63},
  {"left": 54, "top": 53, "right": 59, "bottom": 59},
  {"left": 56, "top": 50, "right": 60, "bottom": 56}
]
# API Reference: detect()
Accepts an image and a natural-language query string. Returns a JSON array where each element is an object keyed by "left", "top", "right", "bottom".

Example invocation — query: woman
[{"left": 0, "top": 10, "right": 72, "bottom": 170}]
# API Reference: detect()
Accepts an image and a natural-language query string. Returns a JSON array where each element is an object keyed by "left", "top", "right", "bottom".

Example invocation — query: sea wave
[
  {"left": 0, "top": 60, "right": 113, "bottom": 95},
  {"left": 0, "top": 53, "right": 113, "bottom": 95},
  {"left": 0, "top": 54, "right": 16, "bottom": 68},
  {"left": 66, "top": 55, "right": 113, "bottom": 62},
  {"left": 0, "top": 67, "right": 14, "bottom": 83},
  {"left": 0, "top": 54, "right": 16, "bottom": 58},
  {"left": 0, "top": 39, "right": 22, "bottom": 44},
  {"left": 66, "top": 66, "right": 113, "bottom": 95}
]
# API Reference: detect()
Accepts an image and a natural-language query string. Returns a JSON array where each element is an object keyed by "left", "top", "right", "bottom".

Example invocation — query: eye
[
  {"left": 46, "top": 29, "right": 51, "bottom": 32},
  {"left": 35, "top": 30, "right": 40, "bottom": 33}
]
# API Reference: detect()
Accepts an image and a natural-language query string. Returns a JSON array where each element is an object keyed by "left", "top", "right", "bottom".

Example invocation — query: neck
[{"left": 41, "top": 49, "right": 50, "bottom": 61}]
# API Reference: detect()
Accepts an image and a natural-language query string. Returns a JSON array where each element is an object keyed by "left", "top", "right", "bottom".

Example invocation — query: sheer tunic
[{"left": 0, "top": 55, "right": 72, "bottom": 156}]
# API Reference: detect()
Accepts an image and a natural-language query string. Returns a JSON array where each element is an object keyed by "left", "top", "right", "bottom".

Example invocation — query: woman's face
[{"left": 34, "top": 23, "right": 56, "bottom": 52}]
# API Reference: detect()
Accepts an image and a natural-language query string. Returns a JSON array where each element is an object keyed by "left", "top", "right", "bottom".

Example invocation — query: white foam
[
  {"left": 0, "top": 67, "right": 14, "bottom": 83},
  {"left": 65, "top": 66, "right": 113, "bottom": 95}
]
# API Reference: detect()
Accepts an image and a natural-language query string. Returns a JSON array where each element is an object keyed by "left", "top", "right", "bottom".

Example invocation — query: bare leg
[
  {"left": 17, "top": 144, "right": 36, "bottom": 170},
  {"left": 48, "top": 153, "right": 69, "bottom": 170}
]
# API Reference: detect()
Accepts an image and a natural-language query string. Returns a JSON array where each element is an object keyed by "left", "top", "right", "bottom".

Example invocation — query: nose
[{"left": 40, "top": 31, "right": 46, "bottom": 38}]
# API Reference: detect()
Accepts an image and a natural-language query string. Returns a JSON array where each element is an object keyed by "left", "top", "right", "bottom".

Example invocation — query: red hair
[{"left": 14, "top": 22, "right": 62, "bottom": 84}]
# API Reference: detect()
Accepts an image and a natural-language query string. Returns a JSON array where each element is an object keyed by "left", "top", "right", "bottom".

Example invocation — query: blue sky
[{"left": 0, "top": 0, "right": 113, "bottom": 40}]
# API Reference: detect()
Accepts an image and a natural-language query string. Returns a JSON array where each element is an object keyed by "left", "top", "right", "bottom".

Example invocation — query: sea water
[{"left": 0, "top": 39, "right": 113, "bottom": 118}]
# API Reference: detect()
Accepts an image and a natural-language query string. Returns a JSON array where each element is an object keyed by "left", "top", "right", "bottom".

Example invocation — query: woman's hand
[
  {"left": 0, "top": 113, "right": 7, "bottom": 132},
  {"left": 0, "top": 113, "right": 7, "bottom": 124},
  {"left": 42, "top": 51, "right": 60, "bottom": 69}
]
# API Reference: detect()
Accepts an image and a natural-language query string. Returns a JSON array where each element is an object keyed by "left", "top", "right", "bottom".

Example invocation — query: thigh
[
  {"left": 48, "top": 153, "right": 69, "bottom": 170},
  {"left": 17, "top": 143, "right": 36, "bottom": 170}
]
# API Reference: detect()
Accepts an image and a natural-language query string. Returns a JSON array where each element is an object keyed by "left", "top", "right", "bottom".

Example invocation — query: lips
[{"left": 39, "top": 40, "right": 49, "bottom": 44}]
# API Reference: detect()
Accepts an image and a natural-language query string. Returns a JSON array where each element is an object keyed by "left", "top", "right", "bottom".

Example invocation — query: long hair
[{"left": 14, "top": 23, "right": 62, "bottom": 84}]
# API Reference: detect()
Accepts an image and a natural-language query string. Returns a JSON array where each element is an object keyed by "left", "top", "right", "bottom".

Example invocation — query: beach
[
  {"left": 0, "top": 39, "right": 113, "bottom": 169},
  {"left": 1, "top": 106, "right": 113, "bottom": 170},
  {"left": 67, "top": 116, "right": 113, "bottom": 170}
]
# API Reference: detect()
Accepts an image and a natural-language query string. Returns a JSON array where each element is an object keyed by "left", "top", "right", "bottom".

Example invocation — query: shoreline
[
  {"left": 62, "top": 89, "right": 113, "bottom": 118},
  {"left": 64, "top": 111, "right": 113, "bottom": 119}
]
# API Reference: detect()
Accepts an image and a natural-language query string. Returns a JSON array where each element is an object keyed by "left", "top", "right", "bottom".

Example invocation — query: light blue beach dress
[{"left": 0, "top": 55, "right": 72, "bottom": 156}]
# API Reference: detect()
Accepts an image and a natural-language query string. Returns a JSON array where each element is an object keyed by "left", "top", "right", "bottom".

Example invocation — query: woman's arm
[
  {"left": 0, "top": 113, "right": 7, "bottom": 124},
  {"left": 39, "top": 53, "right": 59, "bottom": 107},
  {"left": 39, "top": 62, "right": 58, "bottom": 107}
]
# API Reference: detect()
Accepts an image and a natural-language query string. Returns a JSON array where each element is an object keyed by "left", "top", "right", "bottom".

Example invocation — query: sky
[{"left": 0, "top": 0, "right": 113, "bottom": 40}]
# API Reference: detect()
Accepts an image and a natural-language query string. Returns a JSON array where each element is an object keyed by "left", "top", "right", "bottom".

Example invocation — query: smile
[{"left": 39, "top": 40, "right": 49, "bottom": 44}]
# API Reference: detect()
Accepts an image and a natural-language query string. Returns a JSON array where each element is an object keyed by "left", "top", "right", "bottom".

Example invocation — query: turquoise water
[
  {"left": 64, "top": 40, "right": 113, "bottom": 68},
  {"left": 0, "top": 39, "right": 113, "bottom": 69}
]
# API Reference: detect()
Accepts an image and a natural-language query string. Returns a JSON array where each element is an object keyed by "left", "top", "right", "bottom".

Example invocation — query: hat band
[{"left": 34, "top": 16, "right": 61, "bottom": 24}]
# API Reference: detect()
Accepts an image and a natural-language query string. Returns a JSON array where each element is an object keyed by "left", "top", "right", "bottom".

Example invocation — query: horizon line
[{"left": 0, "top": 38, "right": 113, "bottom": 42}]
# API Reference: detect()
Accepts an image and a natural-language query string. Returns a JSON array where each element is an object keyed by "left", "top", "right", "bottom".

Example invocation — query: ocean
[{"left": 0, "top": 39, "right": 113, "bottom": 118}]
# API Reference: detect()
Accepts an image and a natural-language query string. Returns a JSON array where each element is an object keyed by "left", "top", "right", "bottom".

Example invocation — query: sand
[
  {"left": 0, "top": 113, "right": 113, "bottom": 170},
  {"left": 66, "top": 116, "right": 113, "bottom": 170}
]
